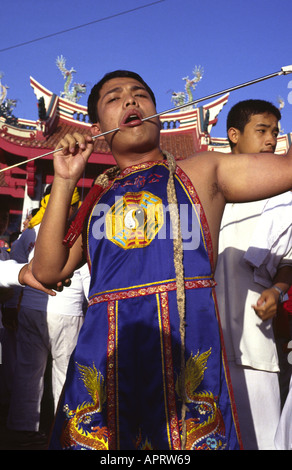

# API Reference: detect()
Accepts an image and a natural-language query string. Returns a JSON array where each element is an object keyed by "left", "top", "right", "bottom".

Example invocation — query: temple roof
[{"left": 0, "top": 77, "right": 229, "bottom": 159}]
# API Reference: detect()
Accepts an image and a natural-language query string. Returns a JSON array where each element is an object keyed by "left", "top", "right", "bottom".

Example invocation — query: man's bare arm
[
  {"left": 215, "top": 146, "right": 292, "bottom": 203},
  {"left": 32, "top": 132, "right": 93, "bottom": 284}
]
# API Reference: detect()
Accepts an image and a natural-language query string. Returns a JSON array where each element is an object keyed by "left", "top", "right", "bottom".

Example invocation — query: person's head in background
[{"left": 227, "top": 99, "right": 281, "bottom": 154}]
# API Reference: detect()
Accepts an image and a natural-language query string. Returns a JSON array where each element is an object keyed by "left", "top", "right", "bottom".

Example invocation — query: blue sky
[{"left": 1, "top": 0, "right": 292, "bottom": 138}]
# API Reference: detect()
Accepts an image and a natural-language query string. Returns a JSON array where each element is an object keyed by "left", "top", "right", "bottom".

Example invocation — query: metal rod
[
  {"left": 1, "top": 65, "right": 292, "bottom": 174},
  {"left": 143, "top": 66, "right": 292, "bottom": 120}
]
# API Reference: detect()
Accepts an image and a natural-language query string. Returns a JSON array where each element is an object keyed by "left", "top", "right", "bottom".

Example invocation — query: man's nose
[
  {"left": 124, "top": 94, "right": 137, "bottom": 107},
  {"left": 265, "top": 132, "right": 277, "bottom": 148}
]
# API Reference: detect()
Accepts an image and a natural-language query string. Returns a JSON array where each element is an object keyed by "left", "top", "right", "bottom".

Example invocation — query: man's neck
[{"left": 113, "top": 148, "right": 165, "bottom": 170}]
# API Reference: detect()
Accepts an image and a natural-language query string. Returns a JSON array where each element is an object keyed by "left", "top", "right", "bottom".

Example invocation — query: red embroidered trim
[
  {"left": 212, "top": 290, "right": 244, "bottom": 449},
  {"left": 174, "top": 166, "right": 214, "bottom": 272},
  {"left": 159, "top": 292, "right": 181, "bottom": 450},
  {"left": 88, "top": 278, "right": 216, "bottom": 307},
  {"left": 107, "top": 301, "right": 117, "bottom": 450},
  {"left": 63, "top": 183, "right": 109, "bottom": 247}
]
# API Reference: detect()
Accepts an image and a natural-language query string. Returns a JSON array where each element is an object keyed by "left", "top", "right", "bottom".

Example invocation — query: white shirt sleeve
[{"left": 0, "top": 259, "right": 25, "bottom": 287}]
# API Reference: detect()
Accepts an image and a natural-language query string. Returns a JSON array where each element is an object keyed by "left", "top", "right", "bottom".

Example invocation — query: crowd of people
[
  {"left": 0, "top": 69, "right": 292, "bottom": 450},
  {"left": 0, "top": 187, "right": 90, "bottom": 448}
]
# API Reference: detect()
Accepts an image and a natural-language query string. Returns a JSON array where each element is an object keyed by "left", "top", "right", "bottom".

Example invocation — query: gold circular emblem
[{"left": 105, "top": 191, "right": 164, "bottom": 249}]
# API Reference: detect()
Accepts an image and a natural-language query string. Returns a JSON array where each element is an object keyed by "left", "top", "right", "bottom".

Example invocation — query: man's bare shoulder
[
  {"left": 176, "top": 150, "right": 227, "bottom": 175},
  {"left": 178, "top": 150, "right": 227, "bottom": 163}
]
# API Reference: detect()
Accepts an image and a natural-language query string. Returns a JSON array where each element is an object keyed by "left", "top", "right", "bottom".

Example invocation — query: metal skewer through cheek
[{"left": 1, "top": 65, "right": 292, "bottom": 174}]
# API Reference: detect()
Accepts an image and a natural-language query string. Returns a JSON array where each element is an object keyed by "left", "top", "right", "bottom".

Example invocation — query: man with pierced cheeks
[{"left": 32, "top": 71, "right": 292, "bottom": 451}]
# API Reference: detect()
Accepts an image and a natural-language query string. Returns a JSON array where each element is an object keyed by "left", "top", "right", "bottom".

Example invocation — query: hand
[
  {"left": 54, "top": 278, "right": 72, "bottom": 292},
  {"left": 252, "top": 288, "right": 279, "bottom": 321},
  {"left": 53, "top": 132, "right": 94, "bottom": 183},
  {"left": 18, "top": 263, "right": 58, "bottom": 296}
]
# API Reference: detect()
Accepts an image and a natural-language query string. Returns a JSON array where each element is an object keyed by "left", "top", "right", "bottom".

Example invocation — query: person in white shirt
[{"left": 215, "top": 99, "right": 292, "bottom": 450}]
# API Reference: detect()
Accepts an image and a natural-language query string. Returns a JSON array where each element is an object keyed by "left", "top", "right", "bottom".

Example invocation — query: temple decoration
[
  {"left": 0, "top": 73, "right": 18, "bottom": 126},
  {"left": 278, "top": 96, "right": 285, "bottom": 134},
  {"left": 56, "top": 55, "right": 86, "bottom": 103},
  {"left": 171, "top": 66, "right": 204, "bottom": 110},
  {"left": 0, "top": 73, "right": 8, "bottom": 105}
]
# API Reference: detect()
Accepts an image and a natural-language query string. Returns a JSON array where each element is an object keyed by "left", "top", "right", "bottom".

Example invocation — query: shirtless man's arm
[{"left": 178, "top": 147, "right": 292, "bottom": 264}]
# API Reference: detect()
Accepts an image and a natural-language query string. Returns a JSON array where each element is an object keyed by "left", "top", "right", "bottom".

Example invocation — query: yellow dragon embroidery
[
  {"left": 61, "top": 363, "right": 108, "bottom": 450},
  {"left": 176, "top": 348, "right": 226, "bottom": 450},
  {"left": 61, "top": 350, "right": 225, "bottom": 450}
]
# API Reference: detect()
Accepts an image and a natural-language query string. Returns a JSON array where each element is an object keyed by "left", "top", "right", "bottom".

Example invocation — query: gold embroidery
[
  {"left": 105, "top": 191, "right": 164, "bottom": 249},
  {"left": 61, "top": 364, "right": 108, "bottom": 450},
  {"left": 158, "top": 292, "right": 181, "bottom": 450},
  {"left": 107, "top": 301, "right": 118, "bottom": 449},
  {"left": 176, "top": 349, "right": 227, "bottom": 450}
]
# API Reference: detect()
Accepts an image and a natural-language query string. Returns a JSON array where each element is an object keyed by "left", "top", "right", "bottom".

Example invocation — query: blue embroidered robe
[{"left": 49, "top": 160, "right": 242, "bottom": 450}]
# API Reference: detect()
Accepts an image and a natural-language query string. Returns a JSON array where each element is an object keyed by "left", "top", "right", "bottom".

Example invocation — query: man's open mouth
[{"left": 121, "top": 110, "right": 143, "bottom": 127}]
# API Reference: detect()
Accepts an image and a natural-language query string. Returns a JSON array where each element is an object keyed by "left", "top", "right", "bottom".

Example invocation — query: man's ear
[
  {"left": 90, "top": 123, "right": 101, "bottom": 136},
  {"left": 227, "top": 127, "right": 240, "bottom": 146}
]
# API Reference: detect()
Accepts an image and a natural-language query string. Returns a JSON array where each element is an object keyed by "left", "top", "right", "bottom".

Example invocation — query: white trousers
[
  {"left": 275, "top": 375, "right": 292, "bottom": 450},
  {"left": 229, "top": 361, "right": 281, "bottom": 450},
  {"left": 7, "top": 306, "right": 83, "bottom": 432}
]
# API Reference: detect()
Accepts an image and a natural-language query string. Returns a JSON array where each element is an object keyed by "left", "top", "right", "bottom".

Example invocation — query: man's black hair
[
  {"left": 227, "top": 99, "right": 281, "bottom": 148},
  {"left": 87, "top": 70, "right": 156, "bottom": 123}
]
